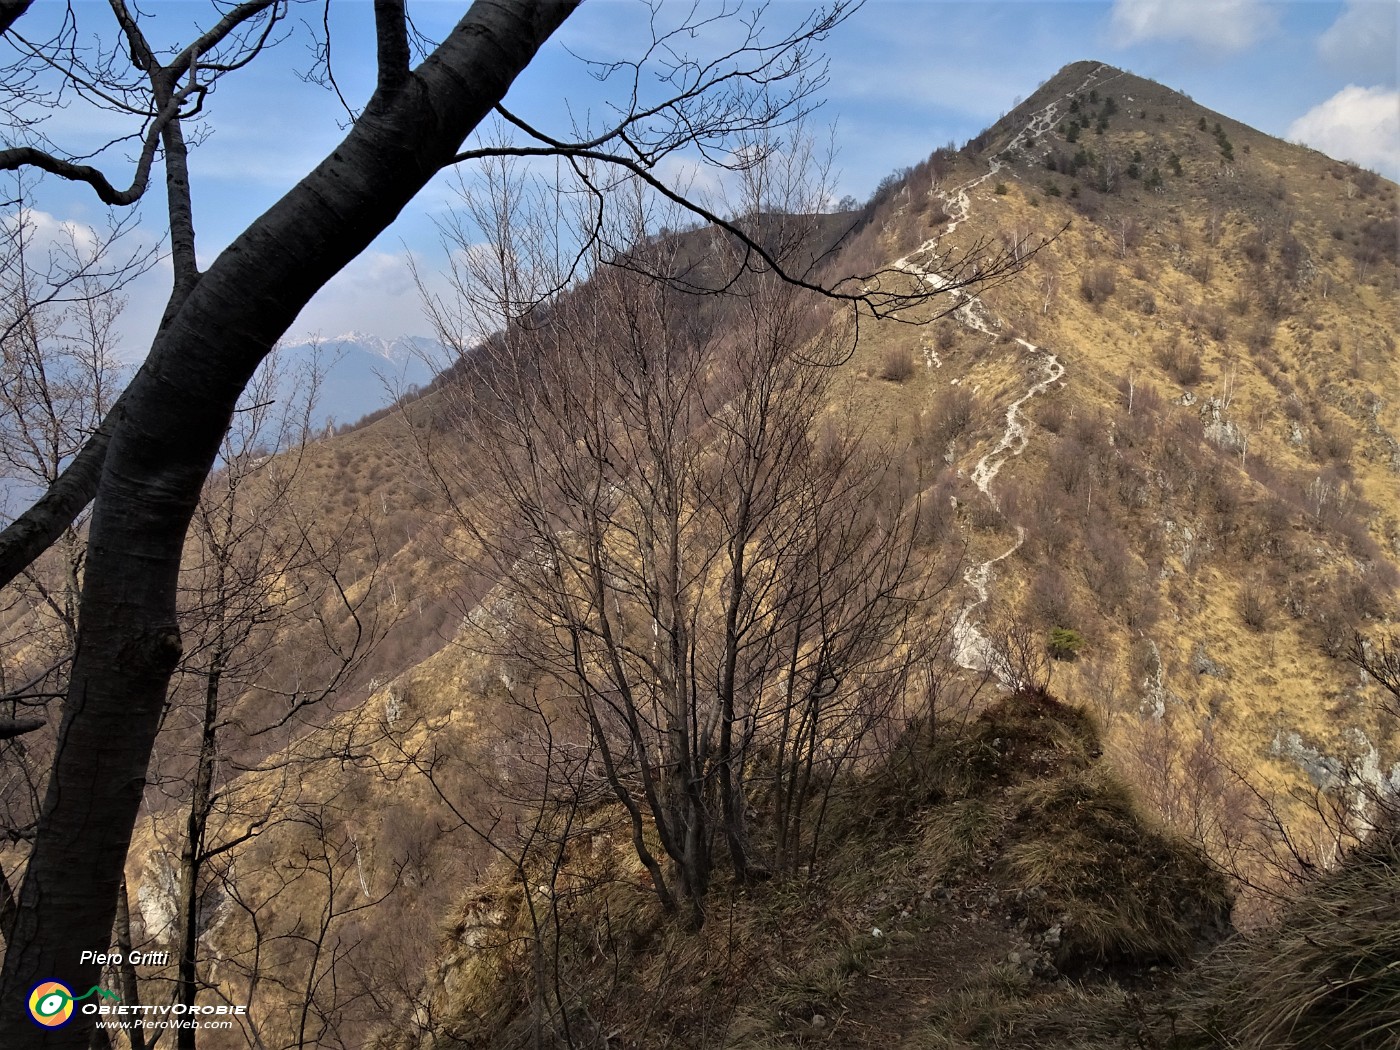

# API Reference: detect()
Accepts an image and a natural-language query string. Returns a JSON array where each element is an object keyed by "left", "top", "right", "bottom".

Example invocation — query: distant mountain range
[{"left": 279, "top": 331, "right": 438, "bottom": 429}]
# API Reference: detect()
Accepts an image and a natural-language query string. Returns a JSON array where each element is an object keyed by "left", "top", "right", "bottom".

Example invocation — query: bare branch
[
  {"left": 105, "top": 0, "right": 157, "bottom": 73},
  {"left": 1347, "top": 631, "right": 1400, "bottom": 712},
  {"left": 0, "top": 143, "right": 155, "bottom": 205},
  {"left": 0, "top": 1, "right": 279, "bottom": 208},
  {"left": 168, "top": 1, "right": 282, "bottom": 83},
  {"left": 0, "top": 62, "right": 201, "bottom": 205},
  {"left": 0, "top": 717, "right": 43, "bottom": 739},
  {"left": 0, "top": 653, "right": 71, "bottom": 705},
  {"left": 373, "top": 0, "right": 410, "bottom": 93},
  {"left": 0, "top": 403, "right": 110, "bottom": 590},
  {"left": 452, "top": 139, "right": 1053, "bottom": 320}
]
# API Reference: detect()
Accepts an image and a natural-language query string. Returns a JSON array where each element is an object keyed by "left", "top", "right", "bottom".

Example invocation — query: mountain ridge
[
  {"left": 272, "top": 59, "right": 1396, "bottom": 1044},
  {"left": 25, "top": 57, "right": 1395, "bottom": 1049}
]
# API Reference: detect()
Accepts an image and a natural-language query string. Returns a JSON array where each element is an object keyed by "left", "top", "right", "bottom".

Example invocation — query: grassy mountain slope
[
  {"left": 832, "top": 59, "right": 1399, "bottom": 872},
  {"left": 86, "top": 60, "right": 1400, "bottom": 1048}
]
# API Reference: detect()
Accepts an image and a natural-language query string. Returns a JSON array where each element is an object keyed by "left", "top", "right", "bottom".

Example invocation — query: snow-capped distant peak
[{"left": 283, "top": 331, "right": 437, "bottom": 361}]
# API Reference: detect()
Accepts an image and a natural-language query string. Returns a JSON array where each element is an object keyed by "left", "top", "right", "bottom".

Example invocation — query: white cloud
[
  {"left": 1288, "top": 85, "right": 1400, "bottom": 178},
  {"left": 1, "top": 205, "right": 167, "bottom": 363},
  {"left": 291, "top": 249, "right": 431, "bottom": 341},
  {"left": 1109, "top": 0, "right": 1276, "bottom": 52},
  {"left": 1318, "top": 2, "right": 1400, "bottom": 82}
]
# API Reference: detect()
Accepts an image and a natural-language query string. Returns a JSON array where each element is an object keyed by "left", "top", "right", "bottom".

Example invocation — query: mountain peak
[{"left": 954, "top": 56, "right": 1394, "bottom": 199}]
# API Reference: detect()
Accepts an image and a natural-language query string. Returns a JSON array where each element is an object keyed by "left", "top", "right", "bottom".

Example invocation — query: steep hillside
[
  {"left": 830, "top": 60, "right": 1400, "bottom": 877},
  {"left": 377, "top": 690, "right": 1233, "bottom": 1049},
  {"left": 36, "top": 59, "right": 1396, "bottom": 1049}
]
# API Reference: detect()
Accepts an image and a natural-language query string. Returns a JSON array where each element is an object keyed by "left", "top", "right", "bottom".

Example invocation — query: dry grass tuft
[
  {"left": 879, "top": 345, "right": 918, "bottom": 382},
  {"left": 1177, "top": 817, "right": 1400, "bottom": 1049},
  {"left": 961, "top": 688, "right": 1102, "bottom": 789},
  {"left": 1003, "top": 764, "right": 1233, "bottom": 974}
]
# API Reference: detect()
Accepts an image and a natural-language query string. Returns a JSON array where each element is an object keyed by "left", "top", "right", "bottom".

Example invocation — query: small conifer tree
[{"left": 1049, "top": 627, "right": 1085, "bottom": 661}]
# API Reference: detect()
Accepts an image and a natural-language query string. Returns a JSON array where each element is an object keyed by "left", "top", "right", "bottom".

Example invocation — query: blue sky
[{"left": 7, "top": 1, "right": 1397, "bottom": 357}]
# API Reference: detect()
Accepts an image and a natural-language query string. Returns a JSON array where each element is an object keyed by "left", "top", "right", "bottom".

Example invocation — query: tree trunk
[
  {"left": 111, "top": 878, "right": 147, "bottom": 1050},
  {"left": 0, "top": 1, "right": 36, "bottom": 37},
  {"left": 0, "top": 865, "right": 17, "bottom": 945},
  {"left": 175, "top": 655, "right": 222, "bottom": 1050},
  {"left": 0, "top": 4, "right": 580, "bottom": 1043}
]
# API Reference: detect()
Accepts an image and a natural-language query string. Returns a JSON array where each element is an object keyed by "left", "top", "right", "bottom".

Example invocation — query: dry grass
[
  {"left": 1002, "top": 765, "right": 1232, "bottom": 973},
  {"left": 1176, "top": 817, "right": 1400, "bottom": 1049},
  {"left": 403, "top": 689, "right": 1233, "bottom": 1048}
]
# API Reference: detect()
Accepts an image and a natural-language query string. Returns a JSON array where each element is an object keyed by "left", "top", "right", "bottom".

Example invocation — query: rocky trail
[{"left": 895, "top": 67, "right": 1116, "bottom": 680}]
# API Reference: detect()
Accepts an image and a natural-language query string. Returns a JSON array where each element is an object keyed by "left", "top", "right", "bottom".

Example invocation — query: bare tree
[
  {"left": 0, "top": 194, "right": 386, "bottom": 1047},
  {"left": 413, "top": 142, "right": 940, "bottom": 928},
  {"left": 1038, "top": 268, "right": 1060, "bottom": 316},
  {"left": 384, "top": 689, "right": 611, "bottom": 1049},
  {"left": 210, "top": 800, "right": 406, "bottom": 1050},
  {"left": 131, "top": 350, "right": 390, "bottom": 1049},
  {"left": 0, "top": 3, "right": 1037, "bottom": 1036},
  {"left": 0, "top": 178, "right": 146, "bottom": 736},
  {"left": 0, "top": 184, "right": 149, "bottom": 964},
  {"left": 988, "top": 617, "right": 1053, "bottom": 695}
]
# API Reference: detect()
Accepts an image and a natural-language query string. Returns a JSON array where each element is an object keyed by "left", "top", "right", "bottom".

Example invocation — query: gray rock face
[
  {"left": 136, "top": 852, "right": 227, "bottom": 945},
  {"left": 1191, "top": 643, "right": 1230, "bottom": 679},
  {"left": 1201, "top": 397, "right": 1244, "bottom": 453},
  {"left": 1271, "top": 728, "right": 1400, "bottom": 833},
  {"left": 1139, "top": 638, "right": 1168, "bottom": 719}
]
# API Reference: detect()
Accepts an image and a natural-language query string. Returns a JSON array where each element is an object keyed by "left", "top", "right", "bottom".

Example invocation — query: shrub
[
  {"left": 1029, "top": 568, "right": 1076, "bottom": 626},
  {"left": 1185, "top": 301, "right": 1228, "bottom": 341},
  {"left": 878, "top": 346, "right": 916, "bottom": 382},
  {"left": 1079, "top": 267, "right": 1116, "bottom": 305},
  {"left": 969, "top": 498, "right": 1005, "bottom": 532},
  {"left": 1048, "top": 627, "right": 1085, "bottom": 661},
  {"left": 1239, "top": 581, "right": 1270, "bottom": 631},
  {"left": 1156, "top": 339, "right": 1204, "bottom": 386},
  {"left": 994, "top": 182, "right": 1008, "bottom": 195},
  {"left": 1315, "top": 419, "right": 1354, "bottom": 464},
  {"left": 930, "top": 384, "right": 978, "bottom": 446},
  {"left": 1181, "top": 821, "right": 1400, "bottom": 1050},
  {"left": 1083, "top": 525, "right": 1137, "bottom": 613},
  {"left": 1240, "top": 231, "right": 1268, "bottom": 265},
  {"left": 1246, "top": 321, "right": 1273, "bottom": 351},
  {"left": 1036, "top": 396, "right": 1067, "bottom": 434}
]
